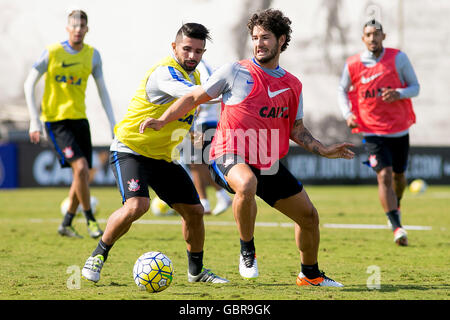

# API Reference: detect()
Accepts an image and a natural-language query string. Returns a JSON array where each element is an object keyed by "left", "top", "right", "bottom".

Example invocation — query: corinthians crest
[{"left": 127, "top": 178, "right": 140, "bottom": 192}]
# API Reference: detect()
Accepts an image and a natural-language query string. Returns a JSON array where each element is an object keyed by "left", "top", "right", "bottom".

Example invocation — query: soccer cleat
[
  {"left": 58, "top": 225, "right": 83, "bottom": 238},
  {"left": 239, "top": 253, "right": 259, "bottom": 279},
  {"left": 188, "top": 268, "right": 229, "bottom": 283},
  {"left": 82, "top": 254, "right": 105, "bottom": 283},
  {"left": 394, "top": 227, "right": 408, "bottom": 246},
  {"left": 296, "top": 271, "right": 344, "bottom": 287},
  {"left": 87, "top": 220, "right": 103, "bottom": 239},
  {"left": 212, "top": 197, "right": 232, "bottom": 216}
]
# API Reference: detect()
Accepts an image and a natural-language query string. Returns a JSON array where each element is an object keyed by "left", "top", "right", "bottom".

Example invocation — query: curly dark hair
[{"left": 247, "top": 9, "right": 292, "bottom": 52}]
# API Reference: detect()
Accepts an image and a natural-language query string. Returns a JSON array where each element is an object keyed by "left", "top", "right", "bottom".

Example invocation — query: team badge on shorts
[
  {"left": 63, "top": 146, "right": 74, "bottom": 159},
  {"left": 369, "top": 154, "right": 378, "bottom": 168},
  {"left": 127, "top": 179, "right": 140, "bottom": 192}
]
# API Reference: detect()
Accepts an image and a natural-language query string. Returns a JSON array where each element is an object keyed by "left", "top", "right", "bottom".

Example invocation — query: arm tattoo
[{"left": 292, "top": 119, "right": 322, "bottom": 155}]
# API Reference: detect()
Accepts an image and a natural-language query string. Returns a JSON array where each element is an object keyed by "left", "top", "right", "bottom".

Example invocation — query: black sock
[
  {"left": 187, "top": 250, "right": 203, "bottom": 276},
  {"left": 301, "top": 263, "right": 321, "bottom": 279},
  {"left": 62, "top": 212, "right": 75, "bottom": 227},
  {"left": 83, "top": 209, "right": 96, "bottom": 223},
  {"left": 397, "top": 197, "right": 402, "bottom": 209},
  {"left": 240, "top": 237, "right": 255, "bottom": 256},
  {"left": 91, "top": 239, "right": 113, "bottom": 261},
  {"left": 386, "top": 209, "right": 402, "bottom": 231}
]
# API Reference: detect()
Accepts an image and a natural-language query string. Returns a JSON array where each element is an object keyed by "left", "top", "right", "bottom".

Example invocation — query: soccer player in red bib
[
  {"left": 141, "top": 9, "right": 355, "bottom": 287},
  {"left": 338, "top": 20, "right": 420, "bottom": 246}
]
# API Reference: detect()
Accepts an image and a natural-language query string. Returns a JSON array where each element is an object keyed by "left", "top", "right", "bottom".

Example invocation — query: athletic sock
[
  {"left": 200, "top": 199, "right": 211, "bottom": 213},
  {"left": 386, "top": 209, "right": 402, "bottom": 231},
  {"left": 301, "top": 263, "right": 321, "bottom": 279},
  {"left": 216, "top": 189, "right": 229, "bottom": 201},
  {"left": 240, "top": 237, "right": 255, "bottom": 257},
  {"left": 91, "top": 239, "right": 113, "bottom": 262},
  {"left": 187, "top": 250, "right": 204, "bottom": 276},
  {"left": 397, "top": 197, "right": 402, "bottom": 209},
  {"left": 83, "top": 209, "right": 96, "bottom": 223},
  {"left": 62, "top": 212, "right": 75, "bottom": 227}
]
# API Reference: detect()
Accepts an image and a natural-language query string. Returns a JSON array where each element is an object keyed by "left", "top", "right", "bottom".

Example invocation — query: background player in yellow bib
[
  {"left": 81, "top": 23, "right": 228, "bottom": 284},
  {"left": 24, "top": 10, "right": 116, "bottom": 239}
]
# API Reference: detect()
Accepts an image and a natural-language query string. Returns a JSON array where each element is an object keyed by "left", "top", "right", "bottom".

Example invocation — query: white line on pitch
[
  {"left": 322, "top": 223, "right": 432, "bottom": 231},
  {"left": 27, "top": 218, "right": 432, "bottom": 230}
]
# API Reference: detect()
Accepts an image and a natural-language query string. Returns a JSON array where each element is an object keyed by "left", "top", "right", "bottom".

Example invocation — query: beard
[
  {"left": 180, "top": 59, "right": 199, "bottom": 72},
  {"left": 254, "top": 44, "right": 278, "bottom": 64}
]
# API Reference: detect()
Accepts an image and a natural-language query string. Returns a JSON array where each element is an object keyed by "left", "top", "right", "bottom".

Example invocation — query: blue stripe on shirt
[{"left": 168, "top": 66, "right": 194, "bottom": 87}]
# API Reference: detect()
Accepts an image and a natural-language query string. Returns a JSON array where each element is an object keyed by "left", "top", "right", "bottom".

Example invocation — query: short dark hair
[
  {"left": 247, "top": 9, "right": 292, "bottom": 52},
  {"left": 363, "top": 19, "right": 383, "bottom": 32},
  {"left": 175, "top": 23, "right": 211, "bottom": 42},
  {"left": 68, "top": 10, "right": 88, "bottom": 24}
]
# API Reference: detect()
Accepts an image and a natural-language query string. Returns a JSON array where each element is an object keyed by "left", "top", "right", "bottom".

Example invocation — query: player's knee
[
  {"left": 302, "top": 206, "right": 319, "bottom": 230},
  {"left": 310, "top": 206, "right": 320, "bottom": 227},
  {"left": 234, "top": 175, "right": 257, "bottom": 197},
  {"left": 377, "top": 168, "right": 393, "bottom": 186},
  {"left": 72, "top": 158, "right": 90, "bottom": 179},
  {"left": 124, "top": 198, "right": 150, "bottom": 220},
  {"left": 186, "top": 204, "right": 204, "bottom": 220}
]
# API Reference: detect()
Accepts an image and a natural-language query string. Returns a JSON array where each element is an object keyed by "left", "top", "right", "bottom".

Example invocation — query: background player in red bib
[
  {"left": 338, "top": 20, "right": 420, "bottom": 246},
  {"left": 141, "top": 9, "right": 355, "bottom": 287}
]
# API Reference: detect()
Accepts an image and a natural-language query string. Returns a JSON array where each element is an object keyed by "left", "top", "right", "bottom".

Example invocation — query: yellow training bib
[
  {"left": 114, "top": 56, "right": 200, "bottom": 162},
  {"left": 41, "top": 42, "right": 94, "bottom": 122}
]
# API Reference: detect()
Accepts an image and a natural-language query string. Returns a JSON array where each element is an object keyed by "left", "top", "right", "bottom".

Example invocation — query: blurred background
[{"left": 1, "top": 0, "right": 449, "bottom": 188}]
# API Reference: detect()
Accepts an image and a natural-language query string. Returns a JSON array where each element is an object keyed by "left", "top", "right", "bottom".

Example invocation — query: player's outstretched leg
[
  {"left": 174, "top": 203, "right": 229, "bottom": 284},
  {"left": 274, "top": 190, "right": 344, "bottom": 288},
  {"left": 82, "top": 197, "right": 148, "bottom": 283}
]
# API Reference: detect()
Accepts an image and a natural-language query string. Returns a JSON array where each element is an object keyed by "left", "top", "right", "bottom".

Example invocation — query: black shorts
[
  {"left": 190, "top": 122, "right": 217, "bottom": 164},
  {"left": 44, "top": 119, "right": 92, "bottom": 168},
  {"left": 363, "top": 134, "right": 410, "bottom": 173},
  {"left": 209, "top": 154, "right": 303, "bottom": 207},
  {"left": 110, "top": 151, "right": 200, "bottom": 206}
]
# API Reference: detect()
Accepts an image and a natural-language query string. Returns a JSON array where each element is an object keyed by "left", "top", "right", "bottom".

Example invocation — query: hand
[
  {"left": 381, "top": 88, "right": 400, "bottom": 102},
  {"left": 323, "top": 142, "right": 355, "bottom": 159},
  {"left": 29, "top": 131, "right": 41, "bottom": 144},
  {"left": 346, "top": 114, "right": 359, "bottom": 129},
  {"left": 139, "top": 118, "right": 164, "bottom": 133}
]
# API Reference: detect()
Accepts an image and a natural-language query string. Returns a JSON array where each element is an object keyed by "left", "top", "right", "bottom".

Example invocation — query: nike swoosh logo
[
  {"left": 361, "top": 72, "right": 383, "bottom": 84},
  {"left": 268, "top": 87, "right": 290, "bottom": 98},
  {"left": 62, "top": 61, "right": 80, "bottom": 68}
]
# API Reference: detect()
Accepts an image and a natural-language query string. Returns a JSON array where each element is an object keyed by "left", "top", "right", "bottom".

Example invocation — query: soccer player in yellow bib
[
  {"left": 81, "top": 23, "right": 228, "bottom": 284},
  {"left": 24, "top": 10, "right": 116, "bottom": 239}
]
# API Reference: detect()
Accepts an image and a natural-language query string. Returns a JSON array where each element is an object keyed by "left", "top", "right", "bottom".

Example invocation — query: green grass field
[{"left": 0, "top": 185, "right": 449, "bottom": 301}]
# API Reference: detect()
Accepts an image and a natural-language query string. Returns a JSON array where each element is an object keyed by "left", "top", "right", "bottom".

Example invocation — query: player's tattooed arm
[
  {"left": 290, "top": 119, "right": 323, "bottom": 156},
  {"left": 290, "top": 119, "right": 355, "bottom": 159}
]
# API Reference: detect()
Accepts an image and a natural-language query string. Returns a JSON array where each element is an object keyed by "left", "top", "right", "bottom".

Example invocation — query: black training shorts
[
  {"left": 209, "top": 154, "right": 303, "bottom": 207},
  {"left": 363, "top": 134, "right": 410, "bottom": 173},
  {"left": 44, "top": 119, "right": 92, "bottom": 168},
  {"left": 110, "top": 151, "right": 200, "bottom": 206}
]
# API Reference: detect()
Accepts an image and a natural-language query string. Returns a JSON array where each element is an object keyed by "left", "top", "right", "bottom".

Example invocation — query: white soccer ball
[
  {"left": 133, "top": 251, "right": 174, "bottom": 293},
  {"left": 150, "top": 197, "right": 175, "bottom": 216},
  {"left": 409, "top": 179, "right": 427, "bottom": 194},
  {"left": 60, "top": 196, "right": 99, "bottom": 215}
]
